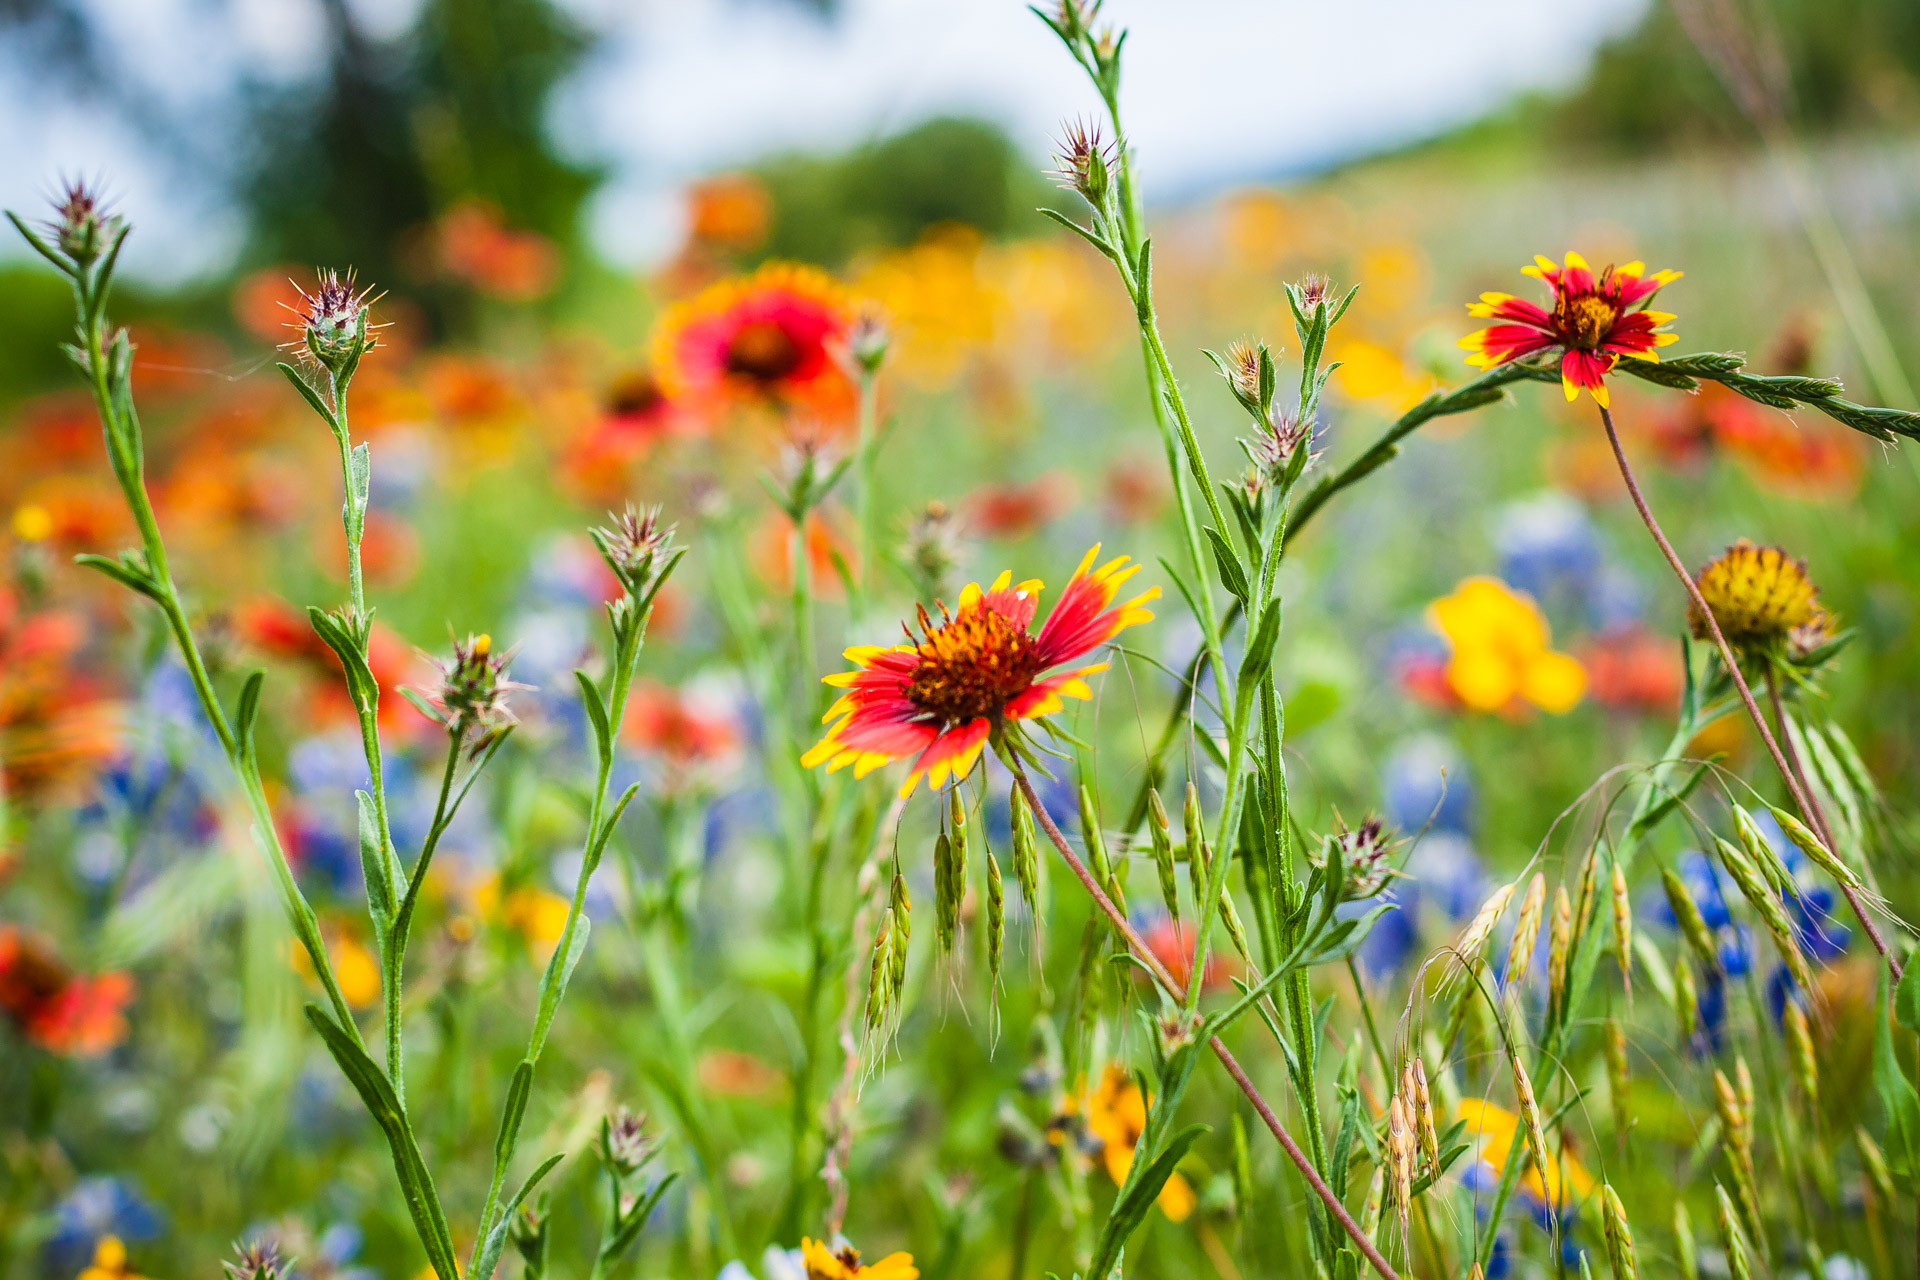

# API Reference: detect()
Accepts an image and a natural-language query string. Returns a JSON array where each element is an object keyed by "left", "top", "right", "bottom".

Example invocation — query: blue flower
[
  {"left": 45, "top": 1178, "right": 161, "bottom": 1277},
  {"left": 1382, "top": 736, "right": 1474, "bottom": 837}
]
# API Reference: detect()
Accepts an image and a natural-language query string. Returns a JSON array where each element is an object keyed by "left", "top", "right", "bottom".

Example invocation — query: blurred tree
[{"left": 752, "top": 117, "right": 1049, "bottom": 266}]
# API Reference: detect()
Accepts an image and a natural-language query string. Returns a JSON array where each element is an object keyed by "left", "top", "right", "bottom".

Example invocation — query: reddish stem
[
  {"left": 1012, "top": 768, "right": 1403, "bottom": 1280},
  {"left": 1597, "top": 403, "right": 1899, "bottom": 977}
]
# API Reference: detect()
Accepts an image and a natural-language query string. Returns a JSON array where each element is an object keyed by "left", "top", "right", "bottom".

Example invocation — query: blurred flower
[
  {"left": 855, "top": 227, "right": 1003, "bottom": 390},
  {"left": 1083, "top": 1064, "right": 1195, "bottom": 1221},
  {"left": 431, "top": 199, "right": 559, "bottom": 301},
  {"left": 1578, "top": 624, "right": 1682, "bottom": 715},
  {"left": 624, "top": 677, "right": 746, "bottom": 790},
  {"left": 0, "top": 927, "right": 135, "bottom": 1056},
  {"left": 696, "top": 1049, "right": 785, "bottom": 1100},
  {"left": 805, "top": 546, "right": 1156, "bottom": 796},
  {"left": 1458, "top": 1098, "right": 1593, "bottom": 1217},
  {"left": 474, "top": 874, "right": 570, "bottom": 962},
  {"left": 962, "top": 472, "right": 1076, "bottom": 539},
  {"left": 798, "top": 1238, "right": 916, "bottom": 1280},
  {"left": 0, "top": 604, "right": 123, "bottom": 799},
  {"left": 1139, "top": 916, "right": 1233, "bottom": 994},
  {"left": 686, "top": 174, "right": 772, "bottom": 253},
  {"left": 653, "top": 263, "right": 854, "bottom": 415},
  {"left": 1459, "top": 252, "right": 1680, "bottom": 405},
  {"left": 1425, "top": 577, "right": 1585, "bottom": 714},
  {"left": 1689, "top": 540, "right": 1831, "bottom": 659},
  {"left": 290, "top": 923, "right": 381, "bottom": 1009},
  {"left": 1650, "top": 382, "right": 1864, "bottom": 497},
  {"left": 45, "top": 1178, "right": 161, "bottom": 1277},
  {"left": 76, "top": 1236, "right": 149, "bottom": 1280},
  {"left": 245, "top": 1219, "right": 376, "bottom": 1280},
  {"left": 1381, "top": 735, "right": 1474, "bottom": 836},
  {"left": 1332, "top": 338, "right": 1434, "bottom": 411}
]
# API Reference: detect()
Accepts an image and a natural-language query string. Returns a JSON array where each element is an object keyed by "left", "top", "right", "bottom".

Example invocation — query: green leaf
[
  {"left": 575, "top": 670, "right": 612, "bottom": 764},
  {"left": 469, "top": 1152, "right": 565, "bottom": 1280},
  {"left": 1874, "top": 969, "right": 1920, "bottom": 1182},
  {"left": 1086, "top": 1123, "right": 1208, "bottom": 1280},
  {"left": 1627, "top": 761, "right": 1713, "bottom": 844},
  {"left": 277, "top": 361, "right": 336, "bottom": 427},
  {"left": 74, "top": 551, "right": 161, "bottom": 601},
  {"left": 1238, "top": 603, "right": 1281, "bottom": 685},
  {"left": 1202, "top": 526, "right": 1250, "bottom": 601},
  {"left": 529, "top": 914, "right": 591, "bottom": 1060},
  {"left": 1898, "top": 962, "right": 1920, "bottom": 1032},
  {"left": 347, "top": 442, "right": 372, "bottom": 539},
  {"left": 235, "top": 670, "right": 266, "bottom": 762},
  {"left": 303, "top": 1005, "right": 459, "bottom": 1280},
  {"left": 357, "top": 790, "right": 394, "bottom": 925}
]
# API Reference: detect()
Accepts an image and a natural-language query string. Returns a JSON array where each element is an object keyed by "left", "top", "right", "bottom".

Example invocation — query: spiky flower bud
[
  {"left": 592, "top": 504, "right": 680, "bottom": 603},
  {"left": 902, "top": 501, "right": 965, "bottom": 604},
  {"left": 511, "top": 1198, "right": 550, "bottom": 1280},
  {"left": 1604, "top": 1018, "right": 1630, "bottom": 1136},
  {"left": 1601, "top": 1184, "right": 1637, "bottom": 1280},
  {"left": 290, "top": 268, "right": 379, "bottom": 376},
  {"left": 1147, "top": 787, "right": 1180, "bottom": 925},
  {"left": 847, "top": 305, "right": 889, "bottom": 376},
  {"left": 50, "top": 181, "right": 120, "bottom": 269},
  {"left": 598, "top": 1107, "right": 656, "bottom": 1178},
  {"left": 1296, "top": 273, "right": 1332, "bottom": 311},
  {"left": 425, "top": 632, "right": 524, "bottom": 754},
  {"left": 1050, "top": 119, "right": 1114, "bottom": 208},
  {"left": 1661, "top": 868, "right": 1721, "bottom": 971},
  {"left": 1505, "top": 872, "right": 1547, "bottom": 990},
  {"left": 1784, "top": 999, "right": 1818, "bottom": 1106},
  {"left": 1320, "top": 816, "right": 1398, "bottom": 903},
  {"left": 1672, "top": 1201, "right": 1698, "bottom": 1280},
  {"left": 1768, "top": 804, "right": 1862, "bottom": 889},
  {"left": 1610, "top": 860, "right": 1634, "bottom": 999},
  {"left": 223, "top": 1240, "right": 285, "bottom": 1280}
]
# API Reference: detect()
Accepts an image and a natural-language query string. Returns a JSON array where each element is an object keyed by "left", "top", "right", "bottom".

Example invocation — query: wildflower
[
  {"left": 1459, "top": 252, "right": 1680, "bottom": 405},
  {"left": 474, "top": 874, "right": 571, "bottom": 963},
  {"left": 1317, "top": 815, "right": 1399, "bottom": 901},
  {"left": 798, "top": 1238, "right": 917, "bottom": 1280},
  {"left": 1426, "top": 577, "right": 1586, "bottom": 715},
  {"left": 286, "top": 268, "right": 380, "bottom": 375},
  {"left": 591, "top": 505, "right": 680, "bottom": 601},
  {"left": 1688, "top": 540, "right": 1832, "bottom": 660},
  {"left": 0, "top": 927, "right": 135, "bottom": 1056},
  {"left": 804, "top": 545, "right": 1157, "bottom": 796},
  {"left": 78, "top": 1236, "right": 149, "bottom": 1280},
  {"left": 48, "top": 180, "right": 120, "bottom": 269},
  {"left": 1458, "top": 1098, "right": 1594, "bottom": 1213},
  {"left": 651, "top": 262, "right": 854, "bottom": 410},
  {"left": 223, "top": 1240, "right": 285, "bottom": 1280},
  {"left": 420, "top": 633, "right": 524, "bottom": 754},
  {"left": 1049, "top": 118, "right": 1113, "bottom": 207},
  {"left": 432, "top": 199, "right": 558, "bottom": 301},
  {"left": 1083, "top": 1064, "right": 1196, "bottom": 1221},
  {"left": 685, "top": 173, "right": 772, "bottom": 252},
  {"left": 845, "top": 305, "right": 890, "bottom": 377},
  {"left": 1240, "top": 408, "right": 1314, "bottom": 497},
  {"left": 598, "top": 1107, "right": 657, "bottom": 1177},
  {"left": 900, "top": 501, "right": 966, "bottom": 603}
]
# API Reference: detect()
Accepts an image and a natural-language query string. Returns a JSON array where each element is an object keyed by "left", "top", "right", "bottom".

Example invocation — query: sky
[{"left": 0, "top": 0, "right": 1649, "bottom": 285}]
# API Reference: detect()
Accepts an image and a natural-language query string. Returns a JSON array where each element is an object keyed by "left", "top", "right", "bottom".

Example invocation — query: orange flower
[
  {"left": 77, "top": 1235, "right": 151, "bottom": 1280},
  {"left": 1083, "top": 1065, "right": 1196, "bottom": 1221},
  {"left": 685, "top": 173, "right": 772, "bottom": 252},
  {"left": 1426, "top": 578, "right": 1585, "bottom": 715},
  {"left": 1578, "top": 625, "right": 1682, "bottom": 715},
  {"left": 805, "top": 546, "right": 1156, "bottom": 797},
  {"left": 1459, "top": 252, "right": 1680, "bottom": 406},
  {"left": 799, "top": 1238, "right": 916, "bottom": 1280},
  {"left": 651, "top": 262, "right": 854, "bottom": 413},
  {"left": 432, "top": 199, "right": 559, "bottom": 301},
  {"left": 623, "top": 680, "right": 742, "bottom": 774},
  {"left": 0, "top": 927, "right": 135, "bottom": 1057},
  {"left": 963, "top": 472, "right": 1077, "bottom": 539}
]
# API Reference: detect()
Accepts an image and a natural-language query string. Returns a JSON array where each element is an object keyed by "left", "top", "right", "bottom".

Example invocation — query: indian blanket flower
[
  {"left": 0, "top": 926, "right": 136, "bottom": 1056},
  {"left": 1084, "top": 1064, "right": 1196, "bottom": 1221},
  {"left": 1459, "top": 252, "right": 1680, "bottom": 405},
  {"left": 651, "top": 262, "right": 854, "bottom": 411},
  {"left": 798, "top": 1238, "right": 917, "bottom": 1280},
  {"left": 1426, "top": 577, "right": 1586, "bottom": 715},
  {"left": 803, "top": 545, "right": 1158, "bottom": 796},
  {"left": 1688, "top": 540, "right": 1832, "bottom": 659}
]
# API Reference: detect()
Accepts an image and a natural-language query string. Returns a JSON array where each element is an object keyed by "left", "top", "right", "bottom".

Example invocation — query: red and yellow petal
[
  {"left": 901, "top": 717, "right": 992, "bottom": 797},
  {"left": 1033, "top": 546, "right": 1158, "bottom": 667},
  {"left": 1560, "top": 349, "right": 1616, "bottom": 406},
  {"left": 1005, "top": 663, "right": 1109, "bottom": 721}
]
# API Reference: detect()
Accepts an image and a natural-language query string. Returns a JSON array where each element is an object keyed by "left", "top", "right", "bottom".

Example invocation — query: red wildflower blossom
[
  {"left": 804, "top": 545, "right": 1157, "bottom": 796},
  {"left": 1459, "top": 252, "right": 1681, "bottom": 406},
  {"left": 651, "top": 262, "right": 854, "bottom": 412},
  {"left": 0, "top": 927, "right": 135, "bottom": 1056}
]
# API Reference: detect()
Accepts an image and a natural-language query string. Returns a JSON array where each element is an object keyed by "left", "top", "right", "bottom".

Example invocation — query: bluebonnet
[
  {"left": 44, "top": 1178, "right": 162, "bottom": 1276},
  {"left": 1495, "top": 492, "right": 1644, "bottom": 633},
  {"left": 1382, "top": 735, "right": 1474, "bottom": 837},
  {"left": 1356, "top": 739, "right": 1487, "bottom": 977}
]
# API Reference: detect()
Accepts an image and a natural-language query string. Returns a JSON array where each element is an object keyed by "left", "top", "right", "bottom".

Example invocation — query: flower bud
[
  {"left": 1050, "top": 119, "right": 1113, "bottom": 207},
  {"left": 902, "top": 501, "right": 964, "bottom": 604},
  {"left": 847, "top": 305, "right": 889, "bottom": 376},
  {"left": 223, "top": 1241, "right": 285, "bottom": 1280},
  {"left": 425, "top": 632, "right": 523, "bottom": 754},
  {"left": 292, "top": 268, "right": 379, "bottom": 375},
  {"left": 53, "top": 181, "right": 118, "bottom": 269},
  {"left": 598, "top": 1107, "right": 656, "bottom": 1178},
  {"left": 592, "top": 504, "right": 680, "bottom": 603}
]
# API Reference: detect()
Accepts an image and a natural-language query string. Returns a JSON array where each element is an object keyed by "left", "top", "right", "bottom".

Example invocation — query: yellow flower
[
  {"left": 1082, "top": 1064, "right": 1196, "bottom": 1222},
  {"left": 1427, "top": 577, "right": 1585, "bottom": 714},
  {"left": 475, "top": 873, "right": 571, "bottom": 962},
  {"left": 290, "top": 927, "right": 382, "bottom": 1009},
  {"left": 1458, "top": 1098, "right": 1594, "bottom": 1208},
  {"left": 78, "top": 1237, "right": 151, "bottom": 1280},
  {"left": 1689, "top": 539, "right": 1829, "bottom": 654},
  {"left": 799, "top": 1238, "right": 918, "bottom": 1280},
  {"left": 12, "top": 504, "right": 53, "bottom": 542}
]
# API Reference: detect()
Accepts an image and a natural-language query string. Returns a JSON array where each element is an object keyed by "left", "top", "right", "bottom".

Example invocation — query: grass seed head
[
  {"left": 1548, "top": 885, "right": 1573, "bottom": 1007},
  {"left": 1601, "top": 1183, "right": 1637, "bottom": 1280},
  {"left": 1610, "top": 859, "right": 1633, "bottom": 998},
  {"left": 1147, "top": 787, "right": 1180, "bottom": 924},
  {"left": 1784, "top": 1000, "right": 1818, "bottom": 1105},
  {"left": 1672, "top": 1201, "right": 1698, "bottom": 1280},
  {"left": 1605, "top": 1017, "right": 1630, "bottom": 1135},
  {"left": 1505, "top": 872, "right": 1547, "bottom": 990},
  {"left": 1768, "top": 803, "right": 1861, "bottom": 889},
  {"left": 1661, "top": 868, "right": 1721, "bottom": 971}
]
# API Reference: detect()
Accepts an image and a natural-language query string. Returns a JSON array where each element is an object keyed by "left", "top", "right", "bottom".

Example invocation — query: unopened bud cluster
[
  {"left": 592, "top": 504, "right": 680, "bottom": 604},
  {"left": 428, "top": 632, "right": 522, "bottom": 753},
  {"left": 223, "top": 1240, "right": 285, "bottom": 1280},
  {"left": 291, "top": 268, "right": 379, "bottom": 377}
]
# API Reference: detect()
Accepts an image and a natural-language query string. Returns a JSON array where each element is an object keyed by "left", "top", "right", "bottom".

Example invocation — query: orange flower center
[
  {"left": 1552, "top": 293, "right": 1618, "bottom": 349},
  {"left": 905, "top": 601, "right": 1047, "bottom": 725},
  {"left": 725, "top": 320, "right": 802, "bottom": 383}
]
